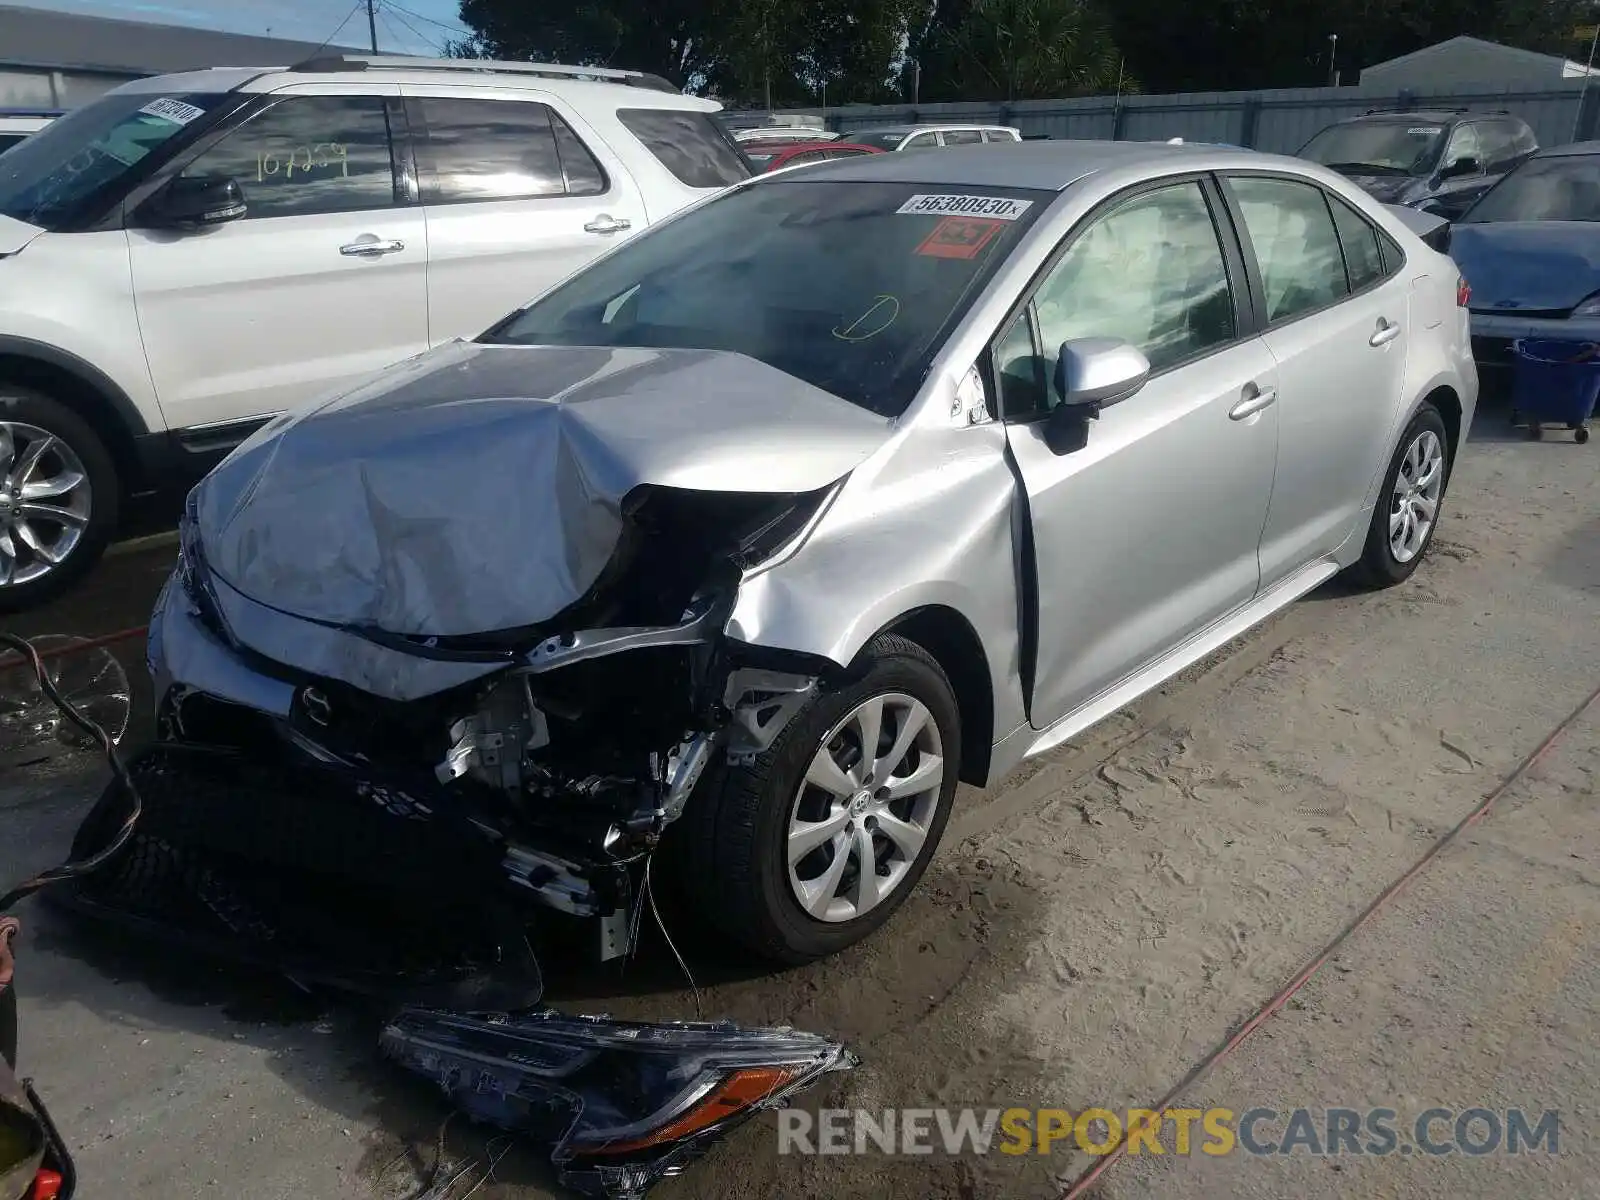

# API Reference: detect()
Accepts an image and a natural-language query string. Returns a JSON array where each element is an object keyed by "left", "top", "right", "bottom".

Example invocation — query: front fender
[{"left": 725, "top": 422, "right": 1028, "bottom": 748}]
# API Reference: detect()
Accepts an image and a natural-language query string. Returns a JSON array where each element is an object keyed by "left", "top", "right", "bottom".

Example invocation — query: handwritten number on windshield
[{"left": 833, "top": 294, "right": 900, "bottom": 342}]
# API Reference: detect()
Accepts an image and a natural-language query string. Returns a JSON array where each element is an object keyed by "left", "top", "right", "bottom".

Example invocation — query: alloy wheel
[
  {"left": 0, "top": 421, "right": 93, "bottom": 588},
  {"left": 1388, "top": 428, "right": 1444, "bottom": 564},
  {"left": 786, "top": 692, "right": 945, "bottom": 924}
]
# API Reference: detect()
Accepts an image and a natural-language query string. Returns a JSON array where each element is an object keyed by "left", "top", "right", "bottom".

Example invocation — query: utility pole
[
  {"left": 367, "top": 0, "right": 379, "bottom": 52},
  {"left": 1326, "top": 33, "right": 1338, "bottom": 87}
]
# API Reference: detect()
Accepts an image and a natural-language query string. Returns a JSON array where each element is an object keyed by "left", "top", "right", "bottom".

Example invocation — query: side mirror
[
  {"left": 1043, "top": 338, "right": 1150, "bottom": 455},
  {"left": 146, "top": 175, "right": 247, "bottom": 228},
  {"left": 1439, "top": 156, "right": 1481, "bottom": 181}
]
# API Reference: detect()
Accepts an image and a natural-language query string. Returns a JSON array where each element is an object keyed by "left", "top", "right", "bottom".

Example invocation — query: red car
[{"left": 742, "top": 141, "right": 886, "bottom": 172}]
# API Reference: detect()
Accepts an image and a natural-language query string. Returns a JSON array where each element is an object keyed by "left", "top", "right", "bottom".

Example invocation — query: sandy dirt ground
[{"left": 0, "top": 409, "right": 1596, "bottom": 1200}]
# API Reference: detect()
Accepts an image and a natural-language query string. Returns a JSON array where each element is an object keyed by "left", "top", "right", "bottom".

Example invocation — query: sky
[{"left": 5, "top": 0, "right": 470, "bottom": 54}]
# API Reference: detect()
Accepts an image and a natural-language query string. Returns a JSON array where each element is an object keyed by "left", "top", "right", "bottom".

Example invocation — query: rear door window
[
  {"left": 943, "top": 129, "right": 983, "bottom": 145},
  {"left": 617, "top": 109, "right": 750, "bottom": 188},
  {"left": 1228, "top": 176, "right": 1351, "bottom": 323},
  {"left": 414, "top": 98, "right": 561, "bottom": 202}
]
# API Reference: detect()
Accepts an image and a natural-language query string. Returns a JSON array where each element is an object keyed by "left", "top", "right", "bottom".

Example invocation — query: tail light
[{"left": 1457, "top": 277, "right": 1471, "bottom": 307}]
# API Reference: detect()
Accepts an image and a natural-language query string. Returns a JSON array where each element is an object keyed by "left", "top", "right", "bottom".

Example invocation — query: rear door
[
  {"left": 1222, "top": 174, "right": 1410, "bottom": 586},
  {"left": 128, "top": 84, "right": 428, "bottom": 432},
  {"left": 403, "top": 89, "right": 647, "bottom": 344}
]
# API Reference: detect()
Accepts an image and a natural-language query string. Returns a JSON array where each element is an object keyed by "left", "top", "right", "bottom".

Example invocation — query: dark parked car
[
  {"left": 1446, "top": 141, "right": 1600, "bottom": 381},
  {"left": 1299, "top": 109, "right": 1538, "bottom": 219}
]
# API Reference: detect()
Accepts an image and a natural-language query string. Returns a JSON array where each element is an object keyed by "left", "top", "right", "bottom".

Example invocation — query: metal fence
[{"left": 723, "top": 80, "right": 1600, "bottom": 153}]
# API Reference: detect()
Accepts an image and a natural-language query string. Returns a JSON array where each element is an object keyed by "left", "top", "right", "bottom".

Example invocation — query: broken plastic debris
[
  {"left": 0, "top": 636, "right": 130, "bottom": 769},
  {"left": 380, "top": 1007, "right": 858, "bottom": 1199}
]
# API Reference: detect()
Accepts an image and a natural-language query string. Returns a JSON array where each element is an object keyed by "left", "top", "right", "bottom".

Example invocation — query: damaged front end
[
  {"left": 52, "top": 344, "right": 878, "bottom": 1195},
  {"left": 78, "top": 343, "right": 894, "bottom": 976}
]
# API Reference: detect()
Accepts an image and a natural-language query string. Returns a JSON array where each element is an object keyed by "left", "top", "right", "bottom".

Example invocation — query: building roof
[
  {"left": 1361, "top": 35, "right": 1599, "bottom": 81},
  {"left": 0, "top": 3, "right": 367, "bottom": 76}
]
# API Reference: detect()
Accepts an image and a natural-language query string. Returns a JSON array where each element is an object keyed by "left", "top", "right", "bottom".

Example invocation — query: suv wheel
[
  {"left": 675, "top": 634, "right": 961, "bottom": 964},
  {"left": 0, "top": 387, "right": 119, "bottom": 611}
]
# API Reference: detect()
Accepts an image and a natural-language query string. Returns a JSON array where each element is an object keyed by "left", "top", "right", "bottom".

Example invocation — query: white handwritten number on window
[{"left": 255, "top": 142, "right": 350, "bottom": 182}]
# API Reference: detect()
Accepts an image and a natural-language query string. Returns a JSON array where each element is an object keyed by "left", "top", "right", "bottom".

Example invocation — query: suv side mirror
[
  {"left": 1439, "top": 155, "right": 1481, "bottom": 181},
  {"left": 1044, "top": 337, "right": 1151, "bottom": 455},
  {"left": 147, "top": 175, "right": 247, "bottom": 228}
]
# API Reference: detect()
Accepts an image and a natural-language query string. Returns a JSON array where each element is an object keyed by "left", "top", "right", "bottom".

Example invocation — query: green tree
[{"left": 908, "top": 0, "right": 1131, "bottom": 103}]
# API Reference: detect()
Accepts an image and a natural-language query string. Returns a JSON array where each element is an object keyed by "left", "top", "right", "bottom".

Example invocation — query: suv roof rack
[{"left": 289, "top": 53, "right": 680, "bottom": 94}]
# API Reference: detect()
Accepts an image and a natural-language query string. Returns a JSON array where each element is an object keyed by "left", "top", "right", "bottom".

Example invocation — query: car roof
[
  {"left": 778, "top": 138, "right": 1248, "bottom": 190},
  {"left": 1334, "top": 109, "right": 1517, "bottom": 125},
  {"left": 852, "top": 123, "right": 1012, "bottom": 135},
  {"left": 1535, "top": 140, "right": 1600, "bottom": 158},
  {"left": 104, "top": 58, "right": 718, "bottom": 112}
]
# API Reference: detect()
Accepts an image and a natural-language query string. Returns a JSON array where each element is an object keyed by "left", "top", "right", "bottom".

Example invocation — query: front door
[
  {"left": 403, "top": 90, "right": 649, "bottom": 343},
  {"left": 998, "top": 178, "right": 1280, "bottom": 728},
  {"left": 1222, "top": 175, "right": 1411, "bottom": 585},
  {"left": 129, "top": 87, "right": 429, "bottom": 433}
]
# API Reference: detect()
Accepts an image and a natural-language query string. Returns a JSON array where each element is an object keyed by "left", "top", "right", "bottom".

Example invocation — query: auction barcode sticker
[
  {"left": 140, "top": 98, "right": 208, "bottom": 126},
  {"left": 896, "top": 193, "right": 1034, "bottom": 220}
]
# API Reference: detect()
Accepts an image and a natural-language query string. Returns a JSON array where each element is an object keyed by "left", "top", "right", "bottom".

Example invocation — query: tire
[
  {"left": 675, "top": 633, "right": 962, "bottom": 964},
  {"left": 0, "top": 386, "right": 119, "bottom": 612},
  {"left": 1347, "top": 403, "right": 1450, "bottom": 590}
]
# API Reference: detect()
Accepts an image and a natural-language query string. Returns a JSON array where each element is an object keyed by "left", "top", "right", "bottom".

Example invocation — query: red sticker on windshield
[{"left": 915, "top": 215, "right": 1007, "bottom": 260}]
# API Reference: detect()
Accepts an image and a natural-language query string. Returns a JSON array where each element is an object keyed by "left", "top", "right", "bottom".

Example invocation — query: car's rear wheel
[
  {"left": 0, "top": 387, "right": 119, "bottom": 611},
  {"left": 1347, "top": 403, "right": 1449, "bottom": 589},
  {"left": 676, "top": 634, "right": 961, "bottom": 964}
]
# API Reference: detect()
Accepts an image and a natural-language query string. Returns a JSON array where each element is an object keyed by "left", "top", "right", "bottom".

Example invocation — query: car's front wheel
[
  {"left": 677, "top": 634, "right": 961, "bottom": 964},
  {"left": 0, "top": 386, "right": 119, "bottom": 611}
]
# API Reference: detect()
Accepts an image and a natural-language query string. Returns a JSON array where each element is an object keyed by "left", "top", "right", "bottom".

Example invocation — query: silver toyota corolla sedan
[{"left": 121, "top": 141, "right": 1477, "bottom": 972}]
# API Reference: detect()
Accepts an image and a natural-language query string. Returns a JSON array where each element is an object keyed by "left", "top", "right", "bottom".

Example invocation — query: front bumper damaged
[{"left": 56, "top": 500, "right": 855, "bottom": 1197}]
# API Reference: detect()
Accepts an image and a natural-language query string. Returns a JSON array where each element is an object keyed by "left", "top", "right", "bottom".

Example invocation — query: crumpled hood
[
  {"left": 0, "top": 213, "right": 43, "bottom": 256},
  {"left": 195, "top": 341, "right": 892, "bottom": 639},
  {"left": 1450, "top": 221, "right": 1600, "bottom": 314}
]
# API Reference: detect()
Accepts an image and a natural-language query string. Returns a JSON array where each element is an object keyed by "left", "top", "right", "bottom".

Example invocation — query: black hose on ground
[{"left": 0, "top": 633, "right": 143, "bottom": 915}]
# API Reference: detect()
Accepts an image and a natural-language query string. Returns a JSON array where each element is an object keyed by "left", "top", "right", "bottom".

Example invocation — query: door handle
[
  {"left": 340, "top": 236, "right": 405, "bottom": 258},
  {"left": 583, "top": 214, "right": 632, "bottom": 235},
  {"left": 1229, "top": 385, "right": 1278, "bottom": 421},
  {"left": 1370, "top": 318, "right": 1401, "bottom": 347}
]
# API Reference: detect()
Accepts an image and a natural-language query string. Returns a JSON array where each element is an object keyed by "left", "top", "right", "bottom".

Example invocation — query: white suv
[
  {"left": 0, "top": 110, "right": 58, "bottom": 155},
  {"left": 0, "top": 55, "right": 749, "bottom": 607}
]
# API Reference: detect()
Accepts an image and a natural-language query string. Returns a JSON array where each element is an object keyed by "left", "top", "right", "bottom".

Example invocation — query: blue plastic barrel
[{"left": 1510, "top": 338, "right": 1600, "bottom": 427}]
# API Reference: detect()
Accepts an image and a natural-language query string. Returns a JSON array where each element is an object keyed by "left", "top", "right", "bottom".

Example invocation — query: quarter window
[
  {"left": 1230, "top": 176, "right": 1350, "bottom": 323},
  {"left": 179, "top": 94, "right": 397, "bottom": 219},
  {"left": 1029, "top": 180, "right": 1236, "bottom": 403},
  {"left": 616, "top": 108, "right": 750, "bottom": 188},
  {"left": 1327, "top": 193, "right": 1387, "bottom": 291}
]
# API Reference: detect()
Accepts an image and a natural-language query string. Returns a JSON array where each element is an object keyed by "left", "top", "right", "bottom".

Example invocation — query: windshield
[
  {"left": 1300, "top": 120, "right": 1444, "bottom": 175},
  {"left": 1461, "top": 154, "right": 1600, "bottom": 223},
  {"left": 487, "top": 179, "right": 1051, "bottom": 417},
  {"left": 0, "top": 91, "right": 224, "bottom": 229}
]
